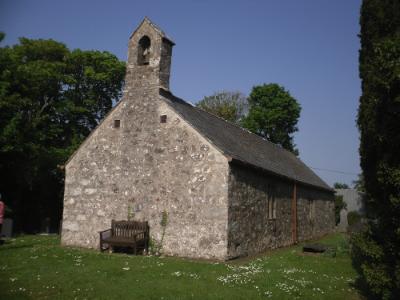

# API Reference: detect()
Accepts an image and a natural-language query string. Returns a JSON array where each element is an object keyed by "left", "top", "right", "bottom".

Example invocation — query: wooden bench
[{"left": 99, "top": 220, "right": 149, "bottom": 254}]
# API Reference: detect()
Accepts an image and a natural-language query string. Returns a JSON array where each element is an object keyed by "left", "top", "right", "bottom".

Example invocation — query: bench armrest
[{"left": 99, "top": 229, "right": 111, "bottom": 240}]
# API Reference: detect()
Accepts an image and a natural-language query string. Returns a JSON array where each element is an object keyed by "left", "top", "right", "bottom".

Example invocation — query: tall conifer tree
[{"left": 353, "top": 0, "right": 400, "bottom": 298}]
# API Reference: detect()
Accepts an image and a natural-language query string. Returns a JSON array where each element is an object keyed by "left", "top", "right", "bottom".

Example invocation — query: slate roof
[{"left": 160, "top": 88, "right": 333, "bottom": 192}]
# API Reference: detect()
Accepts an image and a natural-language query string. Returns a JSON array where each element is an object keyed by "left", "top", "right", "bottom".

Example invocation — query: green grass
[{"left": 0, "top": 233, "right": 360, "bottom": 299}]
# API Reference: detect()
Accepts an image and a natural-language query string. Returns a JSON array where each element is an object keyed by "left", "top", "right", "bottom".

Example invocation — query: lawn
[{"left": 0, "top": 233, "right": 360, "bottom": 299}]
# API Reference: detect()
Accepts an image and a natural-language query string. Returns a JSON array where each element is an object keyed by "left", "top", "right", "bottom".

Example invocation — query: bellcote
[{"left": 126, "top": 17, "right": 174, "bottom": 90}]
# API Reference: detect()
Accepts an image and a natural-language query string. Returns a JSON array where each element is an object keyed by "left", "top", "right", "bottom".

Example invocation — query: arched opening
[{"left": 137, "top": 36, "right": 151, "bottom": 65}]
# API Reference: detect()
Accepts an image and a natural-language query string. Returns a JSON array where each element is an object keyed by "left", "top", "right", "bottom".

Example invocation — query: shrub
[
  {"left": 149, "top": 210, "right": 168, "bottom": 256},
  {"left": 347, "top": 211, "right": 362, "bottom": 227},
  {"left": 350, "top": 227, "right": 398, "bottom": 299}
]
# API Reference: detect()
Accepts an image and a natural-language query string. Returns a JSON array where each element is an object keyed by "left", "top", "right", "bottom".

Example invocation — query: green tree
[
  {"left": 0, "top": 35, "right": 125, "bottom": 232},
  {"left": 352, "top": 0, "right": 400, "bottom": 299},
  {"left": 196, "top": 91, "right": 247, "bottom": 124},
  {"left": 352, "top": 174, "right": 365, "bottom": 192},
  {"left": 241, "top": 83, "right": 301, "bottom": 155},
  {"left": 333, "top": 182, "right": 350, "bottom": 189}
]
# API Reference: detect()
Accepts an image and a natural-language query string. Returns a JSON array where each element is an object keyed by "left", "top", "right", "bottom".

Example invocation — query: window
[
  {"left": 137, "top": 35, "right": 151, "bottom": 65},
  {"left": 160, "top": 115, "right": 167, "bottom": 123},
  {"left": 114, "top": 120, "right": 120, "bottom": 128},
  {"left": 268, "top": 185, "right": 276, "bottom": 220},
  {"left": 308, "top": 199, "right": 315, "bottom": 221}
]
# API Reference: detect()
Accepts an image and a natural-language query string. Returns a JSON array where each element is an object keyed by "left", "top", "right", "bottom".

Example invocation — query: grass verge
[{"left": 0, "top": 233, "right": 359, "bottom": 299}]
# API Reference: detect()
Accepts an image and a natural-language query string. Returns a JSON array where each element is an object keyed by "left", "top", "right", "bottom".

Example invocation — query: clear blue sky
[{"left": 0, "top": 0, "right": 362, "bottom": 187}]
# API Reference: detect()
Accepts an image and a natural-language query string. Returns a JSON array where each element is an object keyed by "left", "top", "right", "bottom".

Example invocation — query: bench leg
[
  {"left": 100, "top": 241, "right": 106, "bottom": 252},
  {"left": 109, "top": 246, "right": 113, "bottom": 254}
]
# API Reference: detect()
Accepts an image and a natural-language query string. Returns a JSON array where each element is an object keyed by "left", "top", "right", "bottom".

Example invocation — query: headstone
[
  {"left": 1, "top": 218, "right": 13, "bottom": 238},
  {"left": 41, "top": 217, "right": 51, "bottom": 234}
]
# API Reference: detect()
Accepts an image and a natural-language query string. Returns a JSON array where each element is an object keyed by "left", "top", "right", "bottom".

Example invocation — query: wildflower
[
  {"left": 172, "top": 271, "right": 182, "bottom": 277},
  {"left": 264, "top": 291, "right": 273, "bottom": 298}
]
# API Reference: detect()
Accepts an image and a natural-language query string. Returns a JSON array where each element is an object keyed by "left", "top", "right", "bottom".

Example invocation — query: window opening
[
  {"left": 160, "top": 115, "right": 167, "bottom": 123},
  {"left": 137, "top": 36, "right": 151, "bottom": 65},
  {"left": 268, "top": 185, "right": 276, "bottom": 220},
  {"left": 309, "top": 199, "right": 315, "bottom": 221}
]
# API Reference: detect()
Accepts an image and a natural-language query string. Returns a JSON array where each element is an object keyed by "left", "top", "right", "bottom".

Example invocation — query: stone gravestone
[
  {"left": 1, "top": 218, "right": 13, "bottom": 238},
  {"left": 41, "top": 217, "right": 51, "bottom": 234}
]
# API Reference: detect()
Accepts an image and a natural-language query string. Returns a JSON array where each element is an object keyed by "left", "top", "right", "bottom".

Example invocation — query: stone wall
[
  {"left": 296, "top": 185, "right": 335, "bottom": 242},
  {"left": 227, "top": 164, "right": 292, "bottom": 258},
  {"left": 62, "top": 88, "right": 229, "bottom": 260},
  {"left": 227, "top": 163, "right": 334, "bottom": 259},
  {"left": 159, "top": 40, "right": 173, "bottom": 90},
  {"left": 335, "top": 189, "right": 365, "bottom": 231}
]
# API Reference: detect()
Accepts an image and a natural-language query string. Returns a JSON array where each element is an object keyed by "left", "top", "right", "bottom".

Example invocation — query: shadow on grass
[
  {"left": 0, "top": 243, "right": 34, "bottom": 251},
  {"left": 0, "top": 291, "right": 32, "bottom": 300}
]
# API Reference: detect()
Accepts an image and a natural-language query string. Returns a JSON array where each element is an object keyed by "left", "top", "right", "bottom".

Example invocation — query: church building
[{"left": 61, "top": 18, "right": 335, "bottom": 260}]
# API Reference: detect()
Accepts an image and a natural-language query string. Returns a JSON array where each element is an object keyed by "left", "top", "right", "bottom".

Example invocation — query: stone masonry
[
  {"left": 227, "top": 164, "right": 334, "bottom": 259},
  {"left": 61, "top": 18, "right": 335, "bottom": 260}
]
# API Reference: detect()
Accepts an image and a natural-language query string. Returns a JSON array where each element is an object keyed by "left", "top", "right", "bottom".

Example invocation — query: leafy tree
[
  {"left": 351, "top": 0, "right": 400, "bottom": 299},
  {"left": 352, "top": 174, "right": 365, "bottom": 192},
  {"left": 196, "top": 91, "right": 247, "bottom": 124},
  {"left": 0, "top": 35, "right": 125, "bottom": 232},
  {"left": 241, "top": 83, "right": 301, "bottom": 155},
  {"left": 333, "top": 182, "right": 350, "bottom": 189}
]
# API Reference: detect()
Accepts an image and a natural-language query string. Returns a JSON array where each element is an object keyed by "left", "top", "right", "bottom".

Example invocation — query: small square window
[
  {"left": 160, "top": 115, "right": 167, "bottom": 123},
  {"left": 114, "top": 120, "right": 120, "bottom": 128}
]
